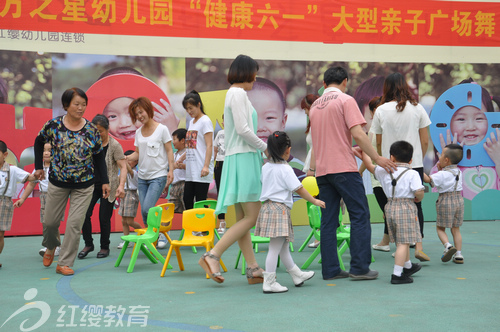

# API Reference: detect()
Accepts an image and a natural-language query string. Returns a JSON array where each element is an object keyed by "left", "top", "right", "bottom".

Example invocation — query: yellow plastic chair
[
  {"left": 115, "top": 206, "right": 167, "bottom": 273},
  {"left": 135, "top": 202, "right": 175, "bottom": 248},
  {"left": 160, "top": 208, "right": 227, "bottom": 277},
  {"left": 178, "top": 200, "right": 220, "bottom": 254}
]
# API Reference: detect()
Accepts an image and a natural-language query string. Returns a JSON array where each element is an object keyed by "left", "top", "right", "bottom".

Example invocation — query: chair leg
[
  {"left": 142, "top": 243, "right": 159, "bottom": 264},
  {"left": 214, "top": 228, "right": 221, "bottom": 241},
  {"left": 301, "top": 246, "right": 321, "bottom": 269},
  {"left": 289, "top": 242, "right": 294, "bottom": 253},
  {"left": 175, "top": 247, "right": 184, "bottom": 271},
  {"left": 338, "top": 248, "right": 345, "bottom": 271},
  {"left": 161, "top": 246, "right": 175, "bottom": 277},
  {"left": 164, "top": 233, "right": 173, "bottom": 244},
  {"left": 114, "top": 241, "right": 129, "bottom": 267},
  {"left": 298, "top": 230, "right": 314, "bottom": 252},
  {"left": 127, "top": 243, "right": 142, "bottom": 273},
  {"left": 234, "top": 250, "right": 242, "bottom": 269},
  {"left": 148, "top": 244, "right": 166, "bottom": 264}
]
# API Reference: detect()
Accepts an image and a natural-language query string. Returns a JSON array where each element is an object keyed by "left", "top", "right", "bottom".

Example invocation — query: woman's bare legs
[{"left": 204, "top": 201, "right": 262, "bottom": 276}]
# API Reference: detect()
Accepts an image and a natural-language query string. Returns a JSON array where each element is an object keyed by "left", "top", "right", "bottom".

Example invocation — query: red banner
[{"left": 0, "top": 0, "right": 499, "bottom": 46}]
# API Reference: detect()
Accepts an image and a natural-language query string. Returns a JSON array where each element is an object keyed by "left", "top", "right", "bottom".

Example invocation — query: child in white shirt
[
  {"left": 20, "top": 143, "right": 62, "bottom": 257},
  {"left": 0, "top": 140, "right": 37, "bottom": 268},
  {"left": 170, "top": 128, "right": 187, "bottom": 213},
  {"left": 362, "top": 140, "right": 424, "bottom": 285},
  {"left": 117, "top": 150, "right": 143, "bottom": 249},
  {"left": 424, "top": 144, "right": 465, "bottom": 264},
  {"left": 254, "top": 131, "right": 325, "bottom": 293}
]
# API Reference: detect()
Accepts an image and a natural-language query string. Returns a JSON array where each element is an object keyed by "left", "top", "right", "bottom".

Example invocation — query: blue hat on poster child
[{"left": 302, "top": 176, "right": 319, "bottom": 196}]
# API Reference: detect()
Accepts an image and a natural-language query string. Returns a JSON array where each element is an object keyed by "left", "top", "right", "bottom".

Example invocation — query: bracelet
[{"left": 309, "top": 168, "right": 315, "bottom": 172}]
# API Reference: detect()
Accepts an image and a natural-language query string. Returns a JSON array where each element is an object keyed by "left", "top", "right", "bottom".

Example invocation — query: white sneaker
[
  {"left": 54, "top": 247, "right": 61, "bottom": 256},
  {"left": 217, "top": 221, "right": 226, "bottom": 235},
  {"left": 117, "top": 241, "right": 133, "bottom": 249},
  {"left": 193, "top": 231, "right": 203, "bottom": 236},
  {"left": 372, "top": 244, "right": 390, "bottom": 252},
  {"left": 156, "top": 240, "right": 168, "bottom": 249},
  {"left": 308, "top": 241, "right": 320, "bottom": 248},
  {"left": 39, "top": 248, "right": 47, "bottom": 257}
]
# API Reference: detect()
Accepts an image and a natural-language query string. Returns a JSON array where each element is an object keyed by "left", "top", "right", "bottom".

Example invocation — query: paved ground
[{"left": 1, "top": 221, "right": 499, "bottom": 331}]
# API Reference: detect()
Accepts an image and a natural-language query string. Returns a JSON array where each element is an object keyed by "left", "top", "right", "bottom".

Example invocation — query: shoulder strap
[
  {"left": 389, "top": 168, "right": 410, "bottom": 197},
  {"left": 1, "top": 164, "right": 11, "bottom": 197},
  {"left": 445, "top": 169, "right": 460, "bottom": 191}
]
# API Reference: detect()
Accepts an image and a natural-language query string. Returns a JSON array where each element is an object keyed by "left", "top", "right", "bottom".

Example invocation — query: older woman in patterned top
[{"left": 34, "top": 88, "right": 110, "bottom": 276}]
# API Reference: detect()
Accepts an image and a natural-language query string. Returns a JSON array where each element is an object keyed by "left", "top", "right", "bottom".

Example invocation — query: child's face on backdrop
[
  {"left": 104, "top": 97, "right": 141, "bottom": 140},
  {"left": 450, "top": 106, "right": 488, "bottom": 146},
  {"left": 172, "top": 135, "right": 185, "bottom": 151},
  {"left": 248, "top": 89, "right": 287, "bottom": 143},
  {"left": 42, "top": 143, "right": 51, "bottom": 163}
]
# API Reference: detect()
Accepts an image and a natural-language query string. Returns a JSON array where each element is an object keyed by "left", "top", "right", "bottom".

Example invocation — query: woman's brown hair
[
  {"left": 380, "top": 72, "right": 417, "bottom": 112},
  {"left": 128, "top": 96, "right": 154, "bottom": 123}
]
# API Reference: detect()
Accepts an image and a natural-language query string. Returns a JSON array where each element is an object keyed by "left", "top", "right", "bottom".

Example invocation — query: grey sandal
[
  {"left": 246, "top": 266, "right": 264, "bottom": 284},
  {"left": 199, "top": 251, "right": 224, "bottom": 283}
]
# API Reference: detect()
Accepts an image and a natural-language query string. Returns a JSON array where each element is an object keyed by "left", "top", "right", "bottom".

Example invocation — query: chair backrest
[
  {"left": 157, "top": 202, "right": 175, "bottom": 230},
  {"left": 193, "top": 199, "right": 217, "bottom": 210},
  {"left": 144, "top": 206, "right": 163, "bottom": 236},
  {"left": 307, "top": 204, "right": 322, "bottom": 241},
  {"left": 181, "top": 208, "right": 216, "bottom": 241}
]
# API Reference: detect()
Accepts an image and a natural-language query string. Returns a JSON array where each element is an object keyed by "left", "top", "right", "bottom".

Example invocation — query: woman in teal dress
[{"left": 199, "top": 55, "right": 268, "bottom": 284}]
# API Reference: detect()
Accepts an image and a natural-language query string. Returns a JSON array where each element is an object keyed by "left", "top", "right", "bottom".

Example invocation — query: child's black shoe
[
  {"left": 403, "top": 262, "right": 422, "bottom": 277},
  {"left": 391, "top": 274, "right": 413, "bottom": 284}
]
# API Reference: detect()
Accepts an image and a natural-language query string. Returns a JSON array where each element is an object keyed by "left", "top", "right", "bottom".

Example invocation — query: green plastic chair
[
  {"left": 115, "top": 206, "right": 171, "bottom": 273},
  {"left": 298, "top": 203, "right": 343, "bottom": 252},
  {"left": 301, "top": 203, "right": 374, "bottom": 270},
  {"left": 301, "top": 204, "right": 350, "bottom": 270}
]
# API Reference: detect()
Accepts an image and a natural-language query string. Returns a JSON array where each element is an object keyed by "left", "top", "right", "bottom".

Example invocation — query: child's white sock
[
  {"left": 393, "top": 265, "right": 403, "bottom": 277},
  {"left": 456, "top": 250, "right": 462, "bottom": 255},
  {"left": 404, "top": 260, "right": 412, "bottom": 269},
  {"left": 444, "top": 242, "right": 452, "bottom": 249}
]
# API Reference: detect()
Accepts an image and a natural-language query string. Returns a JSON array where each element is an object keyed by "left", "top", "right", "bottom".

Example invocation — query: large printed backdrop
[{"left": 1, "top": 51, "right": 500, "bottom": 236}]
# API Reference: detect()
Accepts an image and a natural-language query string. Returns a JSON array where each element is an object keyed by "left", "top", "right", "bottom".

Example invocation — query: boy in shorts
[
  {"left": 362, "top": 140, "right": 424, "bottom": 284},
  {"left": 117, "top": 150, "right": 143, "bottom": 249},
  {"left": 0, "top": 140, "right": 37, "bottom": 268},
  {"left": 424, "top": 144, "right": 464, "bottom": 263}
]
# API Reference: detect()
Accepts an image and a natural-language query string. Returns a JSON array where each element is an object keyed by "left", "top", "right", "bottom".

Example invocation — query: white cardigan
[{"left": 224, "top": 87, "right": 267, "bottom": 156}]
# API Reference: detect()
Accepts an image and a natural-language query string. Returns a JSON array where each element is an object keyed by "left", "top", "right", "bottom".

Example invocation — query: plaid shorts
[
  {"left": 0, "top": 196, "right": 14, "bottom": 231},
  {"left": 118, "top": 190, "right": 139, "bottom": 217},
  {"left": 254, "top": 200, "right": 294, "bottom": 242},
  {"left": 436, "top": 191, "right": 464, "bottom": 228},
  {"left": 40, "top": 192, "right": 47, "bottom": 223},
  {"left": 385, "top": 198, "right": 422, "bottom": 244},
  {"left": 169, "top": 181, "right": 185, "bottom": 213}
]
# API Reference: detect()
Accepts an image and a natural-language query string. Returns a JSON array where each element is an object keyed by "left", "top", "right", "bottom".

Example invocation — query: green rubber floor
[{"left": 1, "top": 221, "right": 499, "bottom": 331}]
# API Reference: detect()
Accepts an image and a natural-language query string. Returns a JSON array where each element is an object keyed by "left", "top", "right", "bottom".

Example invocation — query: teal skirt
[{"left": 215, "top": 151, "right": 263, "bottom": 215}]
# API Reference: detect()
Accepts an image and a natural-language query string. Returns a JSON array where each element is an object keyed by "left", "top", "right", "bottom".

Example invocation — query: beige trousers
[{"left": 42, "top": 183, "right": 94, "bottom": 267}]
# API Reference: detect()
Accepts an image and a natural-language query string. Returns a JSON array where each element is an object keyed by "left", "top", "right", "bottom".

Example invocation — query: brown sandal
[
  {"left": 199, "top": 251, "right": 225, "bottom": 283},
  {"left": 246, "top": 266, "right": 264, "bottom": 284}
]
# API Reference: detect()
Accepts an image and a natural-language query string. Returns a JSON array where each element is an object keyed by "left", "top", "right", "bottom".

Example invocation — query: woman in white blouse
[{"left": 370, "top": 72, "right": 431, "bottom": 262}]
